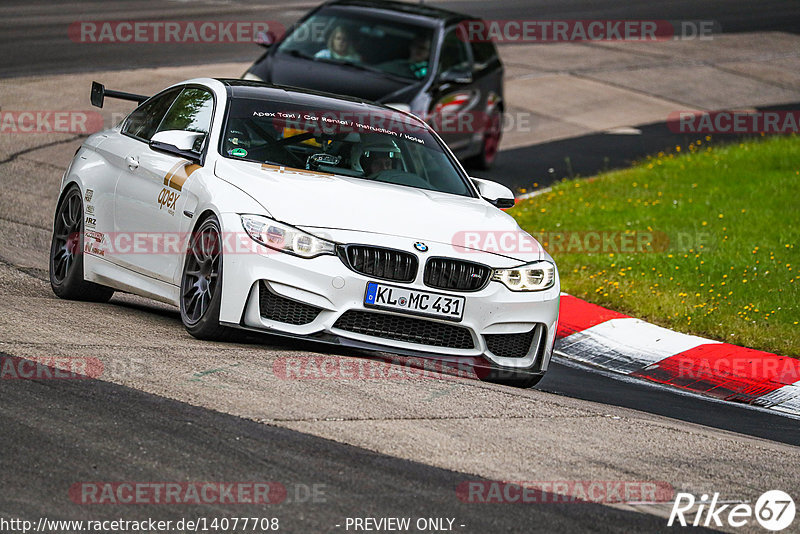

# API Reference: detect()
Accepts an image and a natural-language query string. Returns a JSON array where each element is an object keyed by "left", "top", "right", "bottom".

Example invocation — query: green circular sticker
[{"left": 230, "top": 148, "right": 248, "bottom": 157}]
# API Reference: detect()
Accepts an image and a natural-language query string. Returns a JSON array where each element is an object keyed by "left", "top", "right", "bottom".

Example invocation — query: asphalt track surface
[
  {"left": 1, "top": 357, "right": 698, "bottom": 533},
  {"left": 1, "top": 1, "right": 800, "bottom": 532}
]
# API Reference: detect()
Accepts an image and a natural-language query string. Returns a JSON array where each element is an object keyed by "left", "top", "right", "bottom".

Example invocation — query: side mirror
[
  {"left": 471, "top": 177, "right": 515, "bottom": 208},
  {"left": 149, "top": 130, "right": 204, "bottom": 163},
  {"left": 256, "top": 30, "right": 276, "bottom": 48},
  {"left": 439, "top": 67, "right": 473, "bottom": 85}
]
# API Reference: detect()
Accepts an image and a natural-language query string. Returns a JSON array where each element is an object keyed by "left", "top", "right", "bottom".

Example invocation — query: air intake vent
[
  {"left": 484, "top": 326, "right": 542, "bottom": 358},
  {"left": 338, "top": 245, "right": 417, "bottom": 282},
  {"left": 333, "top": 310, "right": 474, "bottom": 349},
  {"left": 424, "top": 258, "right": 492, "bottom": 292},
  {"left": 259, "top": 282, "right": 322, "bottom": 325}
]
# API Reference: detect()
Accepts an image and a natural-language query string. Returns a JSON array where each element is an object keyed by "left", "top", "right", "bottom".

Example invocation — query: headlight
[
  {"left": 240, "top": 214, "right": 336, "bottom": 258},
  {"left": 493, "top": 261, "right": 556, "bottom": 291}
]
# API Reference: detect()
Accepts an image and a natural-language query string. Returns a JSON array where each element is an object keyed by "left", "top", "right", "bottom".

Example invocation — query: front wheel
[
  {"left": 49, "top": 186, "right": 114, "bottom": 302},
  {"left": 180, "top": 216, "right": 230, "bottom": 340}
]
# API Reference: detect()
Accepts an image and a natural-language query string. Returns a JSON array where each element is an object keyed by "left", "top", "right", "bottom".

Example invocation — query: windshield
[
  {"left": 276, "top": 9, "right": 434, "bottom": 81},
  {"left": 220, "top": 97, "right": 473, "bottom": 197}
]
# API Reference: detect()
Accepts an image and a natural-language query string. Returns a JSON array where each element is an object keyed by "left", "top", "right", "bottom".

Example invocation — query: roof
[{"left": 321, "top": 0, "right": 474, "bottom": 25}]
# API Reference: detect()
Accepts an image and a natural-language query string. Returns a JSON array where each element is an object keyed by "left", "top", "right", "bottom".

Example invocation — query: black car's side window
[
  {"left": 155, "top": 88, "right": 215, "bottom": 152},
  {"left": 121, "top": 89, "right": 181, "bottom": 142},
  {"left": 471, "top": 41, "right": 498, "bottom": 73},
  {"left": 439, "top": 28, "right": 472, "bottom": 74}
]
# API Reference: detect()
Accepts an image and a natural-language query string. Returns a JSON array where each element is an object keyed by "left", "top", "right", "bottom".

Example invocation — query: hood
[
  {"left": 214, "top": 158, "right": 542, "bottom": 261},
  {"left": 265, "top": 54, "right": 418, "bottom": 103}
]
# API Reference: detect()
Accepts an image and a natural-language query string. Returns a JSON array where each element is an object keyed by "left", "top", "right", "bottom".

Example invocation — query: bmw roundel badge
[{"left": 414, "top": 242, "right": 428, "bottom": 252}]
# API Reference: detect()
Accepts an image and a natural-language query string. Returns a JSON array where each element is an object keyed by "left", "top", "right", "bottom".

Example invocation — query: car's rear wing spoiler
[{"left": 90, "top": 81, "right": 149, "bottom": 108}]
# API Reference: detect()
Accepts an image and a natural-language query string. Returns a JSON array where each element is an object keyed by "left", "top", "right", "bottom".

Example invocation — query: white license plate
[{"left": 364, "top": 282, "right": 465, "bottom": 321}]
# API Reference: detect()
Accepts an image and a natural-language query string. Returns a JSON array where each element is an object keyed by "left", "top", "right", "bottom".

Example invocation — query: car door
[
  {"left": 91, "top": 89, "right": 180, "bottom": 268},
  {"left": 430, "top": 26, "right": 478, "bottom": 154},
  {"left": 469, "top": 39, "right": 504, "bottom": 153},
  {"left": 113, "top": 86, "right": 214, "bottom": 283}
]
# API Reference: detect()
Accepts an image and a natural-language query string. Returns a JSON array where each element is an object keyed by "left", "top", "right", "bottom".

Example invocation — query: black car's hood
[{"left": 262, "top": 54, "right": 420, "bottom": 103}]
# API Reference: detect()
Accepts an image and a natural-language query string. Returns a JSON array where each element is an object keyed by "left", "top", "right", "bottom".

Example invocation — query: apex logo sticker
[
  {"left": 163, "top": 161, "right": 201, "bottom": 192},
  {"left": 84, "top": 189, "right": 94, "bottom": 202},
  {"left": 158, "top": 188, "right": 180, "bottom": 214}
]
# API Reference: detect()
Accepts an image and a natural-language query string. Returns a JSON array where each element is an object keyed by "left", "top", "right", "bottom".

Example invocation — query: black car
[{"left": 244, "top": 0, "right": 504, "bottom": 169}]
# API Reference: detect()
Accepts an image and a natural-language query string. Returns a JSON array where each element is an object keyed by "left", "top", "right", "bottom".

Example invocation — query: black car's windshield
[
  {"left": 221, "top": 97, "right": 473, "bottom": 197},
  {"left": 276, "top": 9, "right": 435, "bottom": 81}
]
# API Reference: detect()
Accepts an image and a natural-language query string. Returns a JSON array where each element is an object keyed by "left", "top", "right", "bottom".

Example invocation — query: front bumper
[{"left": 218, "top": 215, "right": 560, "bottom": 371}]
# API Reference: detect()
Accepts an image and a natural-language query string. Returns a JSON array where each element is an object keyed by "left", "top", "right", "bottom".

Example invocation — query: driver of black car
[{"left": 380, "top": 34, "right": 431, "bottom": 79}]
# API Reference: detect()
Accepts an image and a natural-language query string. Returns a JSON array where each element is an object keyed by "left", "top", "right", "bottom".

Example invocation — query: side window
[
  {"left": 438, "top": 28, "right": 471, "bottom": 74},
  {"left": 471, "top": 41, "right": 497, "bottom": 72},
  {"left": 155, "top": 87, "right": 215, "bottom": 152},
  {"left": 121, "top": 89, "right": 181, "bottom": 141},
  {"left": 157, "top": 88, "right": 214, "bottom": 137}
]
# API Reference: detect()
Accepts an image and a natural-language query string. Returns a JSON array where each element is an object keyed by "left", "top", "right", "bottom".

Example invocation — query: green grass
[{"left": 510, "top": 135, "right": 800, "bottom": 357}]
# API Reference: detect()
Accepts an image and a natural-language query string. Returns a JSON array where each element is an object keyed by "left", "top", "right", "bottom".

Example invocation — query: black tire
[
  {"left": 479, "top": 367, "right": 544, "bottom": 389},
  {"left": 49, "top": 186, "right": 114, "bottom": 302},
  {"left": 180, "top": 215, "right": 230, "bottom": 340}
]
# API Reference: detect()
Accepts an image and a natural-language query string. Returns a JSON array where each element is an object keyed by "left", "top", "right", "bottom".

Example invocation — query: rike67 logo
[{"left": 669, "top": 490, "right": 795, "bottom": 531}]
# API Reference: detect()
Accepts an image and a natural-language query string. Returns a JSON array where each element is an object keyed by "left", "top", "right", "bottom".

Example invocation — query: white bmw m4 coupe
[{"left": 50, "top": 78, "right": 559, "bottom": 387}]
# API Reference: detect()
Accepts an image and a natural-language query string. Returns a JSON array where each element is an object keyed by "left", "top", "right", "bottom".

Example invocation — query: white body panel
[{"left": 58, "top": 78, "right": 560, "bottom": 372}]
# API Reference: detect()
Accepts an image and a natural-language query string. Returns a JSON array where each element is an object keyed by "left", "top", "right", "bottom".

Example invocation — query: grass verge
[{"left": 510, "top": 135, "right": 799, "bottom": 357}]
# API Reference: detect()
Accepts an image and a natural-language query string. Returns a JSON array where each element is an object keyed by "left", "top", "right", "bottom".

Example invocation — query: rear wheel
[
  {"left": 180, "top": 216, "right": 230, "bottom": 340},
  {"left": 467, "top": 109, "right": 502, "bottom": 170},
  {"left": 49, "top": 186, "right": 114, "bottom": 302}
]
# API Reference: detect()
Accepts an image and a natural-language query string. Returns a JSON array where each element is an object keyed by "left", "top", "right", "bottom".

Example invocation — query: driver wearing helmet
[{"left": 354, "top": 140, "right": 403, "bottom": 178}]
